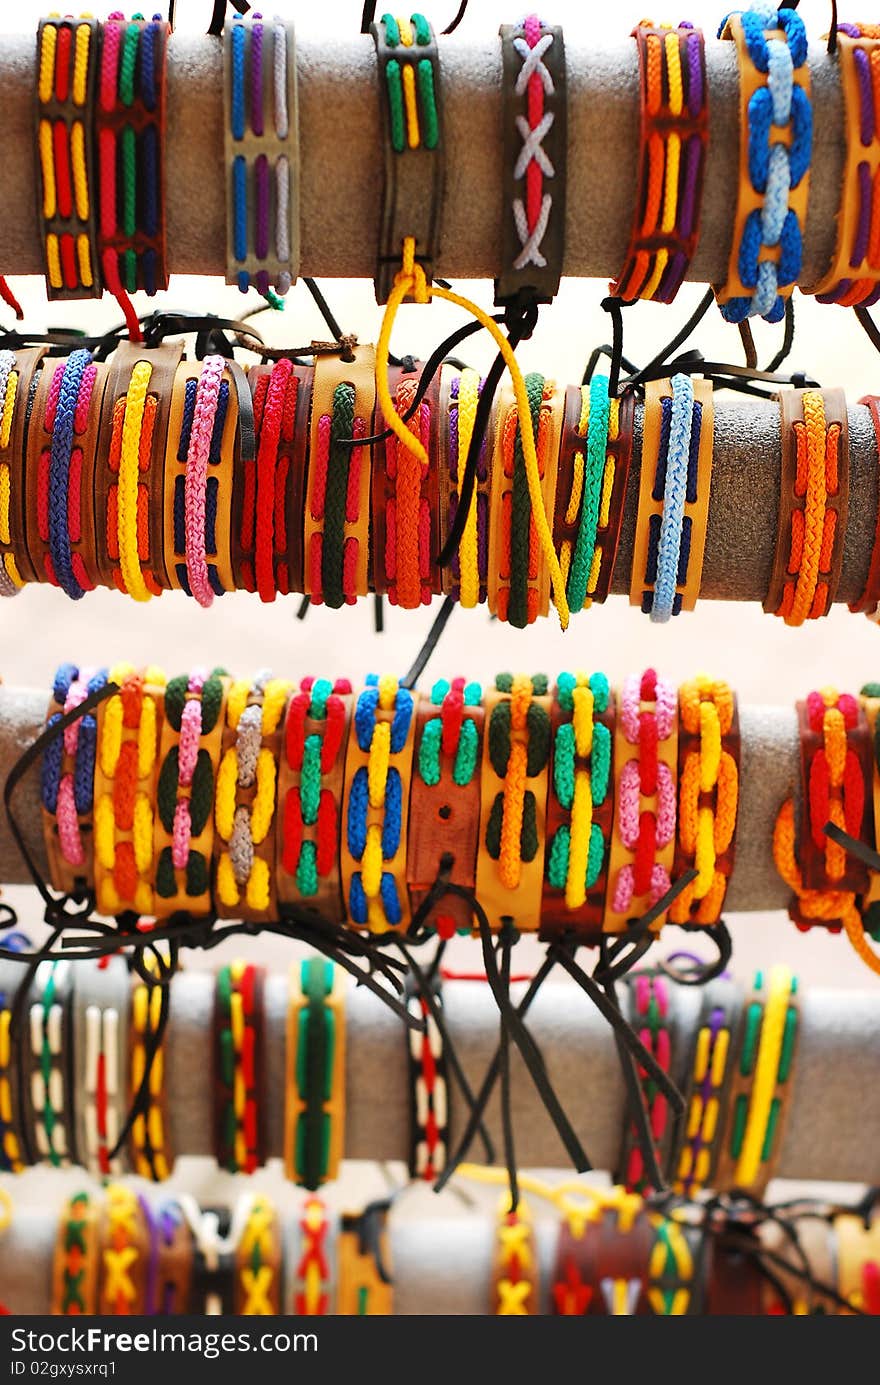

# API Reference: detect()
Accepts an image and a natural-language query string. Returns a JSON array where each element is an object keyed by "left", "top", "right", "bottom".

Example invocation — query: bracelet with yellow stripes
[
  {"left": 129, "top": 962, "right": 172, "bottom": 1181},
  {"left": 52, "top": 1191, "right": 100, "bottom": 1314},
  {"left": 214, "top": 960, "right": 265, "bottom": 1175},
  {"left": 234, "top": 1194, "right": 281, "bottom": 1315},
  {"left": 0, "top": 348, "right": 47, "bottom": 596},
  {"left": 284, "top": 958, "right": 346, "bottom": 1189},
  {"left": 647, "top": 1212, "right": 706, "bottom": 1315},
  {"left": 0, "top": 954, "right": 28, "bottom": 1172},
  {"left": 670, "top": 676, "right": 740, "bottom": 926},
  {"left": 285, "top": 1194, "right": 338, "bottom": 1314},
  {"left": 674, "top": 979, "right": 742, "bottom": 1198},
  {"left": 490, "top": 1198, "right": 537, "bottom": 1315},
  {"left": 98, "top": 1184, "right": 149, "bottom": 1314}
]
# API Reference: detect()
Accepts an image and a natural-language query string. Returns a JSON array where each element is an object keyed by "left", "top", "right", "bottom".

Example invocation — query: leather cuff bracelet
[
  {"left": 155, "top": 1201, "right": 193, "bottom": 1315},
  {"left": 670, "top": 676, "right": 740, "bottom": 927},
  {"left": 284, "top": 958, "right": 346, "bottom": 1189},
  {"left": 41, "top": 662, "right": 107, "bottom": 898},
  {"left": 99, "top": 1185, "right": 149, "bottom": 1314},
  {"left": 22, "top": 960, "right": 76, "bottom": 1169},
  {"left": 0, "top": 957, "right": 29, "bottom": 1173},
  {"left": 0, "top": 348, "right": 47, "bottom": 595},
  {"left": 616, "top": 968, "right": 676, "bottom": 1194},
  {"left": 286, "top": 1194, "right": 339, "bottom": 1314},
  {"left": 372, "top": 360, "right": 442, "bottom": 607},
  {"left": 238, "top": 359, "right": 311, "bottom": 600},
  {"left": 405, "top": 972, "right": 449, "bottom": 1180},
  {"left": 673, "top": 978, "right": 743, "bottom": 1196},
  {"left": 438, "top": 365, "right": 493, "bottom": 605},
  {"left": 794, "top": 687, "right": 872, "bottom": 903},
  {"left": 130, "top": 967, "right": 173, "bottom": 1181},
  {"left": 491, "top": 1200, "right": 537, "bottom": 1315},
  {"left": 53, "top": 1191, "right": 100, "bottom": 1315},
  {"left": 214, "top": 961, "right": 266, "bottom": 1175},
  {"left": 551, "top": 1188, "right": 652, "bottom": 1316},
  {"left": 235, "top": 1195, "right": 282, "bottom": 1314},
  {"left": 337, "top": 1204, "right": 393, "bottom": 1315},
  {"left": 647, "top": 1212, "right": 707, "bottom": 1315},
  {"left": 72, "top": 955, "right": 129, "bottom": 1178}
]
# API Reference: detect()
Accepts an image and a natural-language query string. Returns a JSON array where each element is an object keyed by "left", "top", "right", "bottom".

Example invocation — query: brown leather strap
[{"left": 0, "top": 348, "right": 48, "bottom": 589}]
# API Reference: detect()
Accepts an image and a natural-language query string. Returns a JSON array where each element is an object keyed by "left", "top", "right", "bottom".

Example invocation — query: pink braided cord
[
  {"left": 184, "top": 356, "right": 225, "bottom": 608},
  {"left": 617, "top": 760, "right": 675, "bottom": 849},
  {"left": 612, "top": 861, "right": 671, "bottom": 915}
]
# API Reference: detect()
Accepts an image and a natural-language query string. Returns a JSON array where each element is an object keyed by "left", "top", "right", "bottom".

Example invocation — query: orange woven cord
[{"left": 670, "top": 676, "right": 739, "bottom": 926}]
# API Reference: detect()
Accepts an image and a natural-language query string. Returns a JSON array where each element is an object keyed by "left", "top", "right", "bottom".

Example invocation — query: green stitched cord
[
  {"left": 300, "top": 735, "right": 322, "bottom": 824},
  {"left": 119, "top": 21, "right": 141, "bottom": 106},
  {"left": 381, "top": 12, "right": 401, "bottom": 45},
  {"left": 386, "top": 60, "right": 405, "bottom": 153},
  {"left": 567, "top": 376, "right": 611, "bottom": 610},
  {"left": 412, "top": 13, "right": 431, "bottom": 44},
  {"left": 121, "top": 125, "right": 137, "bottom": 238},
  {"left": 417, "top": 59, "right": 439, "bottom": 149}
]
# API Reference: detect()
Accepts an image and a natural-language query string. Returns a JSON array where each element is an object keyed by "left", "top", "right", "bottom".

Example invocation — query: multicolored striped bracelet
[
  {"left": 491, "top": 1199, "right": 537, "bottom": 1315},
  {"left": 215, "top": 961, "right": 265, "bottom": 1175},
  {"left": 52, "top": 1191, "right": 100, "bottom": 1315},
  {"left": 439, "top": 367, "right": 492, "bottom": 607},
  {"left": 405, "top": 972, "right": 448, "bottom": 1180},
  {"left": 25, "top": 960, "right": 76, "bottom": 1168},
  {"left": 286, "top": 1194, "right": 338, "bottom": 1314},
  {"left": 41, "top": 662, "right": 107, "bottom": 898},
  {"left": 72, "top": 955, "right": 128, "bottom": 1178},
  {"left": 616, "top": 969, "right": 675, "bottom": 1194},
  {"left": 674, "top": 979, "right": 742, "bottom": 1197}
]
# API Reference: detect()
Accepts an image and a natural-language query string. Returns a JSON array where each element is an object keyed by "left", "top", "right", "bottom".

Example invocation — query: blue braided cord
[
  {"left": 719, "top": 294, "right": 752, "bottom": 324},
  {"left": 205, "top": 476, "right": 219, "bottom": 555},
  {"left": 233, "top": 156, "right": 248, "bottom": 263},
  {"left": 754, "top": 260, "right": 782, "bottom": 318},
  {"left": 173, "top": 475, "right": 186, "bottom": 553},
  {"left": 142, "top": 247, "right": 157, "bottom": 297},
  {"left": 464, "top": 680, "right": 481, "bottom": 706},
  {"left": 349, "top": 872, "right": 367, "bottom": 925},
  {"left": 41, "top": 714, "right": 63, "bottom": 812},
  {"left": 177, "top": 380, "right": 198, "bottom": 462},
  {"left": 738, "top": 208, "right": 764, "bottom": 287},
  {"left": 761, "top": 143, "right": 792, "bottom": 245},
  {"left": 389, "top": 687, "right": 414, "bottom": 752},
  {"left": 590, "top": 670, "right": 609, "bottom": 713},
  {"left": 788, "top": 86, "right": 812, "bottom": 187},
  {"left": 49, "top": 351, "right": 90, "bottom": 600},
  {"left": 347, "top": 766, "right": 369, "bottom": 859},
  {"left": 231, "top": 20, "right": 246, "bottom": 141},
  {"left": 355, "top": 685, "right": 380, "bottom": 752},
  {"left": 686, "top": 400, "right": 702, "bottom": 503},
  {"left": 453, "top": 719, "right": 480, "bottom": 786},
  {"left": 53, "top": 663, "right": 78, "bottom": 704},
  {"left": 652, "top": 397, "right": 673, "bottom": 502},
  {"left": 366, "top": 673, "right": 380, "bottom": 688},
  {"left": 748, "top": 87, "right": 773, "bottom": 193},
  {"left": 592, "top": 720, "right": 612, "bottom": 802},
  {"left": 778, "top": 209, "right": 804, "bottom": 284},
  {"left": 141, "top": 20, "right": 157, "bottom": 111},
  {"left": 651, "top": 373, "right": 694, "bottom": 623},
  {"left": 237, "top": 271, "right": 250, "bottom": 293},
  {"left": 209, "top": 566, "right": 225, "bottom": 597},
  {"left": 142, "top": 124, "right": 158, "bottom": 238},
  {"left": 86, "top": 668, "right": 108, "bottom": 698},
  {"left": 381, "top": 767, "right": 402, "bottom": 857},
  {"left": 74, "top": 716, "right": 97, "bottom": 813},
  {"left": 380, "top": 872, "right": 402, "bottom": 925},
  {"left": 677, "top": 516, "right": 693, "bottom": 586},
  {"left": 209, "top": 381, "right": 230, "bottom": 463},
  {"left": 430, "top": 678, "right": 449, "bottom": 706},
  {"left": 175, "top": 562, "right": 191, "bottom": 595},
  {"left": 645, "top": 513, "right": 661, "bottom": 584}
]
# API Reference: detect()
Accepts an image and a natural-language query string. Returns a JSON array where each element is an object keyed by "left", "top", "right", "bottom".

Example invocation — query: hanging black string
[{"left": 400, "top": 596, "right": 457, "bottom": 690}]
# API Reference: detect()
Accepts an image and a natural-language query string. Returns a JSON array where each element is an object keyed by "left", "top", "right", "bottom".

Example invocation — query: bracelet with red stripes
[
  {"left": 615, "top": 969, "right": 675, "bottom": 1195},
  {"left": 372, "top": 362, "right": 440, "bottom": 608},
  {"left": 72, "top": 956, "right": 129, "bottom": 1178},
  {"left": 239, "top": 358, "right": 311, "bottom": 600},
  {"left": 405, "top": 973, "right": 449, "bottom": 1181},
  {"left": 214, "top": 961, "right": 265, "bottom": 1174}
]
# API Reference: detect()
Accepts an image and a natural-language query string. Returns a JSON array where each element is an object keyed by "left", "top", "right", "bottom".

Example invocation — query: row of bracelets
[
  {"left": 36, "top": 1176, "right": 880, "bottom": 1316},
  {"left": 5, "top": 339, "right": 880, "bottom": 625},
  {"left": 38, "top": 662, "right": 880, "bottom": 973},
  {"left": 24, "top": 9, "right": 880, "bottom": 325}
]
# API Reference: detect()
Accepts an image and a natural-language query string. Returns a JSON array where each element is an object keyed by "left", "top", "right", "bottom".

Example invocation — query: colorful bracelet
[
  {"left": 155, "top": 1201, "right": 192, "bottom": 1315},
  {"left": 286, "top": 1195, "right": 338, "bottom": 1314},
  {"left": 72, "top": 956, "right": 129, "bottom": 1178},
  {"left": 795, "top": 687, "right": 872, "bottom": 897},
  {"left": 154, "top": 667, "right": 228, "bottom": 916},
  {"left": 541, "top": 670, "right": 614, "bottom": 942},
  {"left": 550, "top": 1186, "right": 651, "bottom": 1316},
  {"left": 438, "top": 366, "right": 492, "bottom": 606},
  {"left": 490, "top": 1199, "right": 537, "bottom": 1315},
  {"left": 372, "top": 361, "right": 441, "bottom": 607},
  {"left": 647, "top": 1212, "right": 705, "bottom": 1315},
  {"left": 405, "top": 972, "right": 448, "bottom": 1180},
  {"left": 99, "top": 1184, "right": 148, "bottom": 1314},
  {"left": 93, "top": 662, "right": 167, "bottom": 917},
  {"left": 715, "top": 3, "right": 811, "bottom": 323},
  {"left": 496, "top": 14, "right": 567, "bottom": 305},
  {"left": 215, "top": 961, "right": 265, "bottom": 1175},
  {"left": 277, "top": 677, "right": 353, "bottom": 919},
  {"left": 235, "top": 1195, "right": 281, "bottom": 1315},
  {"left": 52, "top": 1191, "right": 100, "bottom": 1315},
  {"left": 806, "top": 26, "right": 880, "bottom": 306},
  {"left": 180, "top": 1197, "right": 242, "bottom": 1315},
  {"left": 0, "top": 348, "right": 46, "bottom": 595},
  {"left": 25, "top": 350, "right": 106, "bottom": 598},
  {"left": 370, "top": 13, "right": 443, "bottom": 304},
  {"left": 859, "top": 681, "right": 880, "bottom": 932},
  {"left": 407, "top": 676, "right": 483, "bottom": 936},
  {"left": 35, "top": 15, "right": 101, "bottom": 299},
  {"left": 714, "top": 964, "right": 799, "bottom": 1196},
  {"left": 669, "top": 676, "right": 740, "bottom": 926},
  {"left": 24, "top": 959, "right": 76, "bottom": 1168},
  {"left": 0, "top": 957, "right": 28, "bottom": 1172},
  {"left": 834, "top": 1211, "right": 880, "bottom": 1314},
  {"left": 852, "top": 396, "right": 880, "bottom": 619},
  {"left": 630, "top": 374, "right": 713, "bottom": 621},
  {"left": 616, "top": 969, "right": 676, "bottom": 1195},
  {"left": 96, "top": 12, "right": 170, "bottom": 299},
  {"left": 239, "top": 359, "right": 311, "bottom": 600},
  {"left": 129, "top": 968, "right": 172, "bottom": 1181},
  {"left": 224, "top": 14, "right": 298, "bottom": 297},
  {"left": 214, "top": 671, "right": 289, "bottom": 922},
  {"left": 610, "top": 22, "right": 708, "bottom": 304},
  {"left": 284, "top": 958, "right": 346, "bottom": 1189},
  {"left": 673, "top": 979, "right": 742, "bottom": 1196},
  {"left": 337, "top": 1205, "right": 393, "bottom": 1315},
  {"left": 303, "top": 346, "right": 375, "bottom": 608},
  {"left": 41, "top": 662, "right": 107, "bottom": 898},
  {"left": 604, "top": 669, "right": 679, "bottom": 935},
  {"left": 341, "top": 674, "right": 418, "bottom": 933},
  {"left": 765, "top": 388, "right": 849, "bottom": 623},
  {"left": 476, "top": 674, "right": 552, "bottom": 932},
  {"left": 487, "top": 376, "right": 564, "bottom": 627}
]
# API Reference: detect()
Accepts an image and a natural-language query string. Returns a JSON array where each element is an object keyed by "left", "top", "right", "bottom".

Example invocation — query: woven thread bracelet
[
  {"left": 278, "top": 677, "right": 353, "bottom": 919},
  {"left": 130, "top": 964, "right": 172, "bottom": 1181},
  {"left": 215, "top": 961, "right": 265, "bottom": 1175},
  {"left": 806, "top": 25, "right": 880, "bottom": 305},
  {"left": 438, "top": 367, "right": 491, "bottom": 606},
  {"left": 542, "top": 670, "right": 614, "bottom": 942},
  {"left": 214, "top": 670, "right": 289, "bottom": 921},
  {"left": 407, "top": 676, "right": 483, "bottom": 937},
  {"left": 674, "top": 979, "right": 742, "bottom": 1196},
  {"left": 337, "top": 1207, "right": 393, "bottom": 1316},
  {"left": 240, "top": 358, "right": 311, "bottom": 600},
  {"left": 26, "top": 349, "right": 105, "bottom": 598},
  {"left": 235, "top": 1195, "right": 281, "bottom": 1315},
  {"left": 405, "top": 972, "right": 448, "bottom": 1180},
  {"left": 616, "top": 969, "right": 675, "bottom": 1195},
  {"left": 647, "top": 1213, "right": 704, "bottom": 1315},
  {"left": 52, "top": 1191, "right": 100, "bottom": 1315},
  {"left": 36, "top": 15, "right": 100, "bottom": 299},
  {"left": 224, "top": 14, "right": 298, "bottom": 297},
  {"left": 476, "top": 673, "right": 552, "bottom": 932},
  {"left": 287, "top": 1195, "right": 337, "bottom": 1314},
  {"left": 155, "top": 1200, "right": 192, "bottom": 1314},
  {"left": 96, "top": 12, "right": 170, "bottom": 305},
  {"left": 25, "top": 960, "right": 75, "bottom": 1168},
  {"left": 715, "top": 3, "right": 811, "bottom": 323},
  {"left": 73, "top": 956, "right": 128, "bottom": 1178},
  {"left": 605, "top": 669, "right": 679, "bottom": 934},
  {"left": 93, "top": 663, "right": 166, "bottom": 917},
  {"left": 304, "top": 347, "right": 375, "bottom": 608},
  {"left": 41, "top": 662, "right": 107, "bottom": 897},
  {"left": 154, "top": 667, "right": 228, "bottom": 916},
  {"left": 796, "top": 687, "right": 872, "bottom": 897},
  {"left": 284, "top": 958, "right": 346, "bottom": 1189},
  {"left": 859, "top": 681, "right": 880, "bottom": 935},
  {"left": 372, "top": 361, "right": 440, "bottom": 607},
  {"left": 670, "top": 676, "right": 740, "bottom": 926},
  {"left": 488, "top": 375, "right": 564, "bottom": 627},
  {"left": 0, "top": 958, "right": 26, "bottom": 1173},
  {"left": 490, "top": 1199, "right": 537, "bottom": 1315},
  {"left": 99, "top": 1184, "right": 147, "bottom": 1314},
  {"left": 765, "top": 388, "right": 849, "bottom": 623},
  {"left": 630, "top": 374, "right": 713, "bottom": 622},
  {"left": 714, "top": 964, "right": 798, "bottom": 1196},
  {"left": 610, "top": 21, "right": 708, "bottom": 304},
  {"left": 0, "top": 348, "right": 46, "bottom": 596},
  {"left": 163, "top": 357, "right": 237, "bottom": 606},
  {"left": 341, "top": 674, "right": 418, "bottom": 933},
  {"left": 496, "top": 14, "right": 566, "bottom": 304}
]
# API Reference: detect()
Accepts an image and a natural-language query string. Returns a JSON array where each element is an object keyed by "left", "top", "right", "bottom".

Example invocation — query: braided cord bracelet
[
  {"left": 36, "top": 16, "right": 101, "bottom": 298},
  {"left": 616, "top": 970, "right": 675, "bottom": 1195},
  {"left": 74, "top": 956, "right": 129, "bottom": 1178},
  {"left": 715, "top": 3, "right": 811, "bottom": 323},
  {"left": 670, "top": 676, "right": 740, "bottom": 926},
  {"left": 605, "top": 669, "right": 679, "bottom": 934},
  {"left": 41, "top": 662, "right": 107, "bottom": 897},
  {"left": 440, "top": 367, "right": 490, "bottom": 606},
  {"left": 373, "top": 362, "right": 439, "bottom": 607},
  {"left": 674, "top": 980, "right": 742, "bottom": 1196},
  {"left": 542, "top": 670, "right": 614, "bottom": 940},
  {"left": 130, "top": 965, "right": 172, "bottom": 1180},
  {"left": 164, "top": 356, "right": 234, "bottom": 606},
  {"left": 0, "top": 960, "right": 26, "bottom": 1173},
  {"left": 93, "top": 663, "right": 167, "bottom": 917},
  {"left": 26, "top": 960, "right": 75, "bottom": 1168},
  {"left": 477, "top": 673, "right": 552, "bottom": 931},
  {"left": 554, "top": 377, "right": 620, "bottom": 613},
  {"left": 278, "top": 677, "right": 352, "bottom": 918},
  {"left": 215, "top": 961, "right": 265, "bottom": 1175},
  {"left": 491, "top": 1200, "right": 537, "bottom": 1315},
  {"left": 284, "top": 958, "right": 346, "bottom": 1189},
  {"left": 235, "top": 1196, "right": 281, "bottom": 1315},
  {"left": 0, "top": 349, "right": 46, "bottom": 595},
  {"left": 242, "top": 357, "right": 302, "bottom": 600},
  {"left": 214, "top": 671, "right": 289, "bottom": 920},
  {"left": 405, "top": 973, "right": 448, "bottom": 1180},
  {"left": 99, "top": 1184, "right": 147, "bottom": 1314},
  {"left": 647, "top": 1215, "right": 703, "bottom": 1315},
  {"left": 52, "top": 1192, "right": 100, "bottom": 1315},
  {"left": 342, "top": 674, "right": 418, "bottom": 933},
  {"left": 611, "top": 22, "right": 708, "bottom": 304},
  {"left": 288, "top": 1195, "right": 336, "bottom": 1314},
  {"left": 155, "top": 667, "right": 228, "bottom": 916}
]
